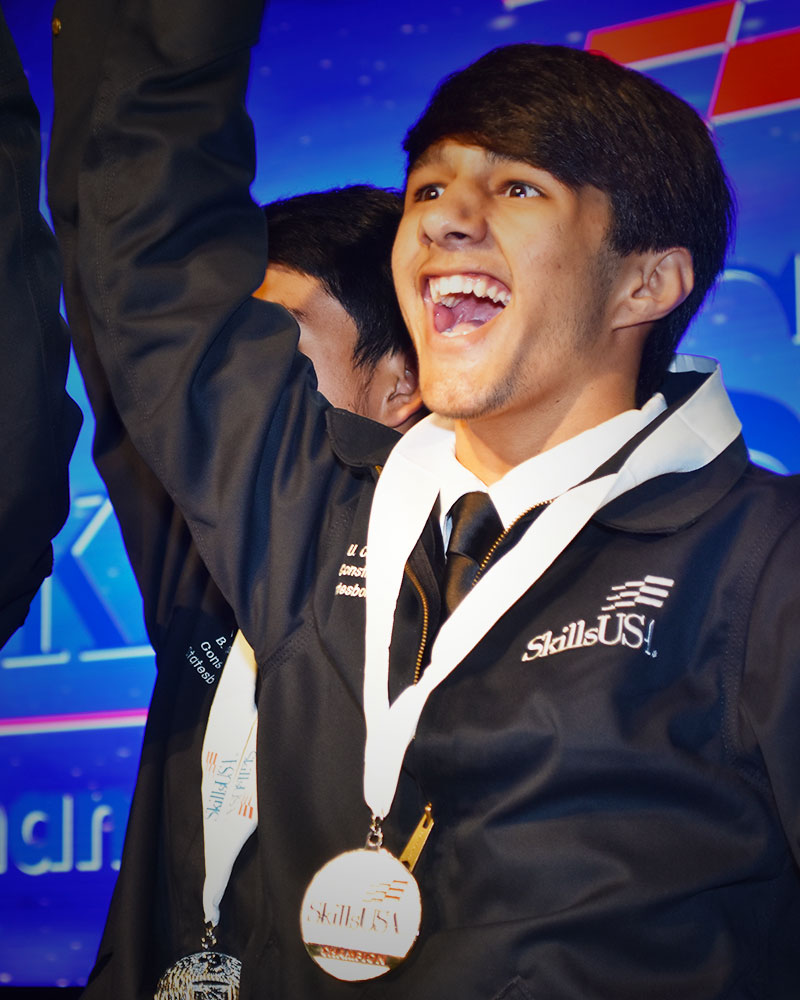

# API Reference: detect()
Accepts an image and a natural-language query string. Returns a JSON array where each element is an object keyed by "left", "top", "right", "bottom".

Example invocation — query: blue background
[{"left": 1, "top": 0, "right": 798, "bottom": 985}]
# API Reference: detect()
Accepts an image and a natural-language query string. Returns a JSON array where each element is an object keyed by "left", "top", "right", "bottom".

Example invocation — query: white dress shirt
[{"left": 434, "top": 393, "right": 668, "bottom": 543}]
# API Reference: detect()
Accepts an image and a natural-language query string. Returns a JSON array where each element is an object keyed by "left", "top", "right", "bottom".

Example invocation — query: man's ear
[
  {"left": 371, "top": 349, "right": 424, "bottom": 432},
  {"left": 614, "top": 247, "right": 694, "bottom": 330}
]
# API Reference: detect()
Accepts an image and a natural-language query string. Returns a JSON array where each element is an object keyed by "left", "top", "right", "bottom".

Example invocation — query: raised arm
[
  {"left": 57, "top": 0, "right": 341, "bottom": 656},
  {"left": 0, "top": 8, "right": 81, "bottom": 647},
  {"left": 48, "top": 0, "right": 227, "bottom": 650}
]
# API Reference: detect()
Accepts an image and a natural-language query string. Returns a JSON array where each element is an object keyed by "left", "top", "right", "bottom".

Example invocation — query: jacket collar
[
  {"left": 595, "top": 437, "right": 749, "bottom": 533},
  {"left": 326, "top": 406, "right": 400, "bottom": 471},
  {"left": 594, "top": 357, "right": 748, "bottom": 533},
  {"left": 325, "top": 356, "right": 748, "bottom": 534}
]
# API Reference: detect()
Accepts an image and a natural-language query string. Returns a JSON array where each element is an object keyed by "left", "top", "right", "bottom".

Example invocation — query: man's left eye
[{"left": 504, "top": 182, "right": 539, "bottom": 198}]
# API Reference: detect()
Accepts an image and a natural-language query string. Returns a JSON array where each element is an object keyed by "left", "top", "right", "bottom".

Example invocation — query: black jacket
[
  {"left": 0, "top": 7, "right": 80, "bottom": 648},
  {"left": 50, "top": 0, "right": 800, "bottom": 997}
]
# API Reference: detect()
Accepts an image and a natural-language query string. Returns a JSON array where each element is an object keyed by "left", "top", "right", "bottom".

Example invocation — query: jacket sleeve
[
  {"left": 62, "top": 0, "right": 341, "bottom": 657},
  {"left": 0, "top": 8, "right": 82, "bottom": 648},
  {"left": 739, "top": 501, "right": 800, "bottom": 870},
  {"left": 48, "top": 0, "right": 226, "bottom": 651}
]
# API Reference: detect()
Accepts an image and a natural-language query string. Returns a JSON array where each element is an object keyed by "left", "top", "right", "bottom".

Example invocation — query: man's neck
[{"left": 453, "top": 383, "right": 637, "bottom": 486}]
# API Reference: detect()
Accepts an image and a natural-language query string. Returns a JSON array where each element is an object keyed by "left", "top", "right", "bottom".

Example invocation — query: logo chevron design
[{"left": 600, "top": 575, "right": 675, "bottom": 611}]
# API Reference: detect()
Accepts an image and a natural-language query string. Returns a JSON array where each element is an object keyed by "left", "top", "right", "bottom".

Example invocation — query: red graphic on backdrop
[
  {"left": 586, "top": 0, "right": 737, "bottom": 66},
  {"left": 711, "top": 28, "right": 800, "bottom": 119},
  {"left": 586, "top": 0, "right": 800, "bottom": 122}
]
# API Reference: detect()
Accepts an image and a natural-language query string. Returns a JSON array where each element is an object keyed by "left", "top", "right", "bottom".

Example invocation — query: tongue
[
  {"left": 433, "top": 293, "right": 504, "bottom": 334},
  {"left": 433, "top": 302, "right": 456, "bottom": 332}
]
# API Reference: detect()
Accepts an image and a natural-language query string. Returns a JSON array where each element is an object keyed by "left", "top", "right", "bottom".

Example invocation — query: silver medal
[{"left": 154, "top": 949, "right": 242, "bottom": 1000}]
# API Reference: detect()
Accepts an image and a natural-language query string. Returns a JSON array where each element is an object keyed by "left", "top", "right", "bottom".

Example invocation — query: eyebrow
[{"left": 407, "top": 147, "right": 441, "bottom": 172}]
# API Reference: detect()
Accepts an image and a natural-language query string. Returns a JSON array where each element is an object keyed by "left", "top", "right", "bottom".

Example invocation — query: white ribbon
[
  {"left": 200, "top": 629, "right": 259, "bottom": 927},
  {"left": 362, "top": 360, "right": 740, "bottom": 821}
]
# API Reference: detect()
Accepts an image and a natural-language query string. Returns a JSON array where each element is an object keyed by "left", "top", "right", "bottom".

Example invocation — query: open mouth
[{"left": 425, "top": 273, "right": 510, "bottom": 337}]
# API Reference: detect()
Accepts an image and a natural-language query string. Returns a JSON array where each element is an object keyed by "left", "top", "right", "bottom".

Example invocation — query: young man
[{"left": 52, "top": 2, "right": 800, "bottom": 998}]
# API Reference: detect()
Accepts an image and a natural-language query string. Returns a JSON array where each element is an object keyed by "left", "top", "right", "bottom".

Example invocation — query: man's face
[
  {"left": 392, "top": 142, "right": 624, "bottom": 436},
  {"left": 256, "top": 265, "right": 366, "bottom": 413}
]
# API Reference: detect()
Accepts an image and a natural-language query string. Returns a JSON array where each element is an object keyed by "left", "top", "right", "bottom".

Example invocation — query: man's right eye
[{"left": 413, "top": 184, "right": 444, "bottom": 202}]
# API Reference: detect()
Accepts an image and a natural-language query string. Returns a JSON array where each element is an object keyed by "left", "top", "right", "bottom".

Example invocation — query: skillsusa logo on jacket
[{"left": 522, "top": 575, "right": 674, "bottom": 662}]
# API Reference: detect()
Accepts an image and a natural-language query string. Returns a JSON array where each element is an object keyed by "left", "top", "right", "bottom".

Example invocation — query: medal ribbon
[
  {"left": 201, "top": 629, "right": 259, "bottom": 927},
  {"left": 362, "top": 361, "right": 740, "bottom": 822}
]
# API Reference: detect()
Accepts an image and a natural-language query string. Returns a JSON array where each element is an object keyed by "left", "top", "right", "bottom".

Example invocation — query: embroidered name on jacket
[
  {"left": 335, "top": 541, "right": 368, "bottom": 599},
  {"left": 522, "top": 575, "right": 674, "bottom": 662}
]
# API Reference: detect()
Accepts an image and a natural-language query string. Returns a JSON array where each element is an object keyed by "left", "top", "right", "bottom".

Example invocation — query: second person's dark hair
[{"left": 264, "top": 185, "right": 411, "bottom": 369}]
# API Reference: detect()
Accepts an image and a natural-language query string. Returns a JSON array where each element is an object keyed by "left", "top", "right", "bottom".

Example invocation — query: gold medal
[
  {"left": 300, "top": 818, "right": 424, "bottom": 982},
  {"left": 300, "top": 810, "right": 434, "bottom": 981}
]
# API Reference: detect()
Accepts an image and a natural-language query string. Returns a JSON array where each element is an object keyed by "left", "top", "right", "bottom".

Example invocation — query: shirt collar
[{"left": 403, "top": 394, "right": 667, "bottom": 536}]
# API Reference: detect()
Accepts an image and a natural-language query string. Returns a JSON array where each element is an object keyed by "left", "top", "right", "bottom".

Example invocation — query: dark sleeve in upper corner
[
  {"left": 739, "top": 485, "right": 800, "bottom": 868},
  {"left": 0, "top": 9, "right": 82, "bottom": 648},
  {"left": 47, "top": 0, "right": 219, "bottom": 650},
  {"left": 65, "top": 0, "right": 345, "bottom": 655}
]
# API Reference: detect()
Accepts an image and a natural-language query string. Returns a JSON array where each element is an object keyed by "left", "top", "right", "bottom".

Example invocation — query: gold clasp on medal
[{"left": 366, "top": 814, "right": 384, "bottom": 850}]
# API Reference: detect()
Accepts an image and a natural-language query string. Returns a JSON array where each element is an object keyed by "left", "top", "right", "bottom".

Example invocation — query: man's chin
[
  {"left": 433, "top": 369, "right": 528, "bottom": 426},
  {"left": 422, "top": 388, "right": 507, "bottom": 425}
]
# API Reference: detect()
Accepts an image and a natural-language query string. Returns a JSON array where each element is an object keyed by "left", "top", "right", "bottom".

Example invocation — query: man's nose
[{"left": 419, "top": 185, "right": 488, "bottom": 248}]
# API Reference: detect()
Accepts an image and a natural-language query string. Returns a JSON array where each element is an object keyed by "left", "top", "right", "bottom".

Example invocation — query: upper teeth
[{"left": 428, "top": 274, "right": 510, "bottom": 307}]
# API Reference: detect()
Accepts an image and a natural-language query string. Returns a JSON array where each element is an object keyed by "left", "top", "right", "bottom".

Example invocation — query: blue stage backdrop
[{"left": 1, "top": 0, "right": 798, "bottom": 986}]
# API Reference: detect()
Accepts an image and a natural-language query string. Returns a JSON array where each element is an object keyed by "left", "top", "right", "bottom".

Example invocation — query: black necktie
[{"left": 442, "top": 491, "right": 504, "bottom": 617}]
